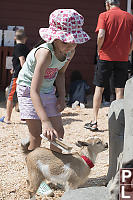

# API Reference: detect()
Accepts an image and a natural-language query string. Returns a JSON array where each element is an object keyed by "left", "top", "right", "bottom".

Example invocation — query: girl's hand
[
  {"left": 42, "top": 121, "right": 58, "bottom": 141},
  {"left": 56, "top": 97, "right": 66, "bottom": 112}
]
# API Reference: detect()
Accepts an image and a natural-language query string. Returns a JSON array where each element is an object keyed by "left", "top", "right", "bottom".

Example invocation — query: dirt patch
[{"left": 0, "top": 103, "right": 109, "bottom": 200}]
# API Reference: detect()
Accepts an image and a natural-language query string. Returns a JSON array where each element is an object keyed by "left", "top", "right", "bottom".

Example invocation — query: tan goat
[{"left": 21, "top": 137, "right": 108, "bottom": 199}]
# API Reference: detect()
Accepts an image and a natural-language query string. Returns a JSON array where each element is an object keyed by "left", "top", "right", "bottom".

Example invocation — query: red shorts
[{"left": 7, "top": 78, "right": 17, "bottom": 101}]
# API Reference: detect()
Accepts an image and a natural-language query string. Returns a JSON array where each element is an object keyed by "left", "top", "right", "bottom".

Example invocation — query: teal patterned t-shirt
[{"left": 17, "top": 43, "right": 70, "bottom": 93}]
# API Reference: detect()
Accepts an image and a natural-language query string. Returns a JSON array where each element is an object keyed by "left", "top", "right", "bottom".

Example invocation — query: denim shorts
[{"left": 17, "top": 85, "right": 61, "bottom": 120}]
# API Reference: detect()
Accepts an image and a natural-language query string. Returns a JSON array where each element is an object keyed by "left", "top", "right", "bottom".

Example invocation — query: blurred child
[
  {"left": 5, "top": 29, "right": 29, "bottom": 123},
  {"left": 68, "top": 70, "right": 90, "bottom": 109}
]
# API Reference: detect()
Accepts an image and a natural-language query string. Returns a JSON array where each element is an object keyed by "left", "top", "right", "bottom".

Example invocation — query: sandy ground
[{"left": 0, "top": 101, "right": 109, "bottom": 200}]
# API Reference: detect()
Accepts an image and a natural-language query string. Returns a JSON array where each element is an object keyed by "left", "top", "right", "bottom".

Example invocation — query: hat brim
[{"left": 39, "top": 28, "right": 91, "bottom": 44}]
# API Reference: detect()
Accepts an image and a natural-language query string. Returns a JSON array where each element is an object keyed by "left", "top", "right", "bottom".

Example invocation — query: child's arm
[
  {"left": 19, "top": 56, "right": 26, "bottom": 67},
  {"left": 30, "top": 48, "right": 58, "bottom": 141},
  {"left": 15, "top": 45, "right": 27, "bottom": 67},
  {"left": 55, "top": 50, "right": 75, "bottom": 112}
]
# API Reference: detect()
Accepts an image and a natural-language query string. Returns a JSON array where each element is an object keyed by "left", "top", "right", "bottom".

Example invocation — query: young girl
[
  {"left": 17, "top": 9, "right": 90, "bottom": 152},
  {"left": 17, "top": 8, "right": 90, "bottom": 196}
]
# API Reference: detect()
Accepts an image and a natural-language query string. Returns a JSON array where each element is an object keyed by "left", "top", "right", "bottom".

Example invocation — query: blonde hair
[{"left": 15, "top": 29, "right": 27, "bottom": 40}]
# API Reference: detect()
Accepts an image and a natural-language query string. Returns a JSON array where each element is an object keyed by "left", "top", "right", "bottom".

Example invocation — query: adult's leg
[
  {"left": 93, "top": 86, "right": 104, "bottom": 123},
  {"left": 49, "top": 115, "right": 64, "bottom": 153},
  {"left": 26, "top": 119, "right": 42, "bottom": 150},
  {"left": 115, "top": 88, "right": 124, "bottom": 99},
  {"left": 92, "top": 60, "right": 112, "bottom": 125}
]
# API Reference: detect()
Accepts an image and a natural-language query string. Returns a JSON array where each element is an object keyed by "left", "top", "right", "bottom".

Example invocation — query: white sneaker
[
  {"left": 36, "top": 181, "right": 54, "bottom": 197},
  {"left": 80, "top": 103, "right": 85, "bottom": 109},
  {"left": 72, "top": 101, "right": 79, "bottom": 109}
]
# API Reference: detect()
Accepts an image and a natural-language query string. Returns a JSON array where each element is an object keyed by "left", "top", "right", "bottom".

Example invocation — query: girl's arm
[
  {"left": 55, "top": 49, "right": 75, "bottom": 112},
  {"left": 30, "top": 48, "right": 58, "bottom": 140}
]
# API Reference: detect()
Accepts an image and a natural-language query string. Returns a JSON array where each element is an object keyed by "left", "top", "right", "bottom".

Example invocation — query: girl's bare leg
[
  {"left": 26, "top": 119, "right": 42, "bottom": 150},
  {"left": 26, "top": 116, "right": 64, "bottom": 152}
]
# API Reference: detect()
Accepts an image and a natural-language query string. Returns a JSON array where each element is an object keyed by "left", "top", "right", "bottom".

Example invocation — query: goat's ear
[{"left": 76, "top": 141, "right": 88, "bottom": 147}]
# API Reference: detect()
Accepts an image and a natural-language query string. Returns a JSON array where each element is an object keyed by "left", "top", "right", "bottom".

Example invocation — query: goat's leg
[
  {"left": 65, "top": 175, "right": 82, "bottom": 192},
  {"left": 27, "top": 168, "right": 44, "bottom": 199},
  {"left": 65, "top": 181, "right": 79, "bottom": 192}
]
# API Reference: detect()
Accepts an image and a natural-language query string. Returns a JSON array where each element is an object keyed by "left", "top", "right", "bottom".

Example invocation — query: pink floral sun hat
[{"left": 39, "top": 9, "right": 90, "bottom": 44}]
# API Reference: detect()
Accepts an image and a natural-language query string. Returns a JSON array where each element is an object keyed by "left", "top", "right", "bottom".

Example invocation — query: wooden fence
[{"left": 0, "top": 47, "right": 13, "bottom": 91}]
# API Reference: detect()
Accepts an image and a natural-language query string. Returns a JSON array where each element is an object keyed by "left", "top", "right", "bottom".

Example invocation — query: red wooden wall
[
  {"left": 0, "top": 47, "right": 13, "bottom": 90},
  {"left": 0, "top": 0, "right": 127, "bottom": 91}
]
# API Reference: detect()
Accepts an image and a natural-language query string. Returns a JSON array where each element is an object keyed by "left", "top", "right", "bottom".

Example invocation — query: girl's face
[{"left": 54, "top": 39, "right": 77, "bottom": 55}]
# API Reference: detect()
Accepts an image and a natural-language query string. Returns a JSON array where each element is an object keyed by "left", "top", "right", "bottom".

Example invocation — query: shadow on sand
[
  {"left": 82, "top": 175, "right": 107, "bottom": 187},
  {"left": 62, "top": 118, "right": 82, "bottom": 126},
  {"left": 62, "top": 112, "right": 79, "bottom": 117}
]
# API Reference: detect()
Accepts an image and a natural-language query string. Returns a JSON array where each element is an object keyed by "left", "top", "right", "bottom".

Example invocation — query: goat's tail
[{"left": 21, "top": 137, "right": 31, "bottom": 155}]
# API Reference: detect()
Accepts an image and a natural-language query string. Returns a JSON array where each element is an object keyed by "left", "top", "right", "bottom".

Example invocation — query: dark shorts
[{"left": 93, "top": 60, "right": 128, "bottom": 88}]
